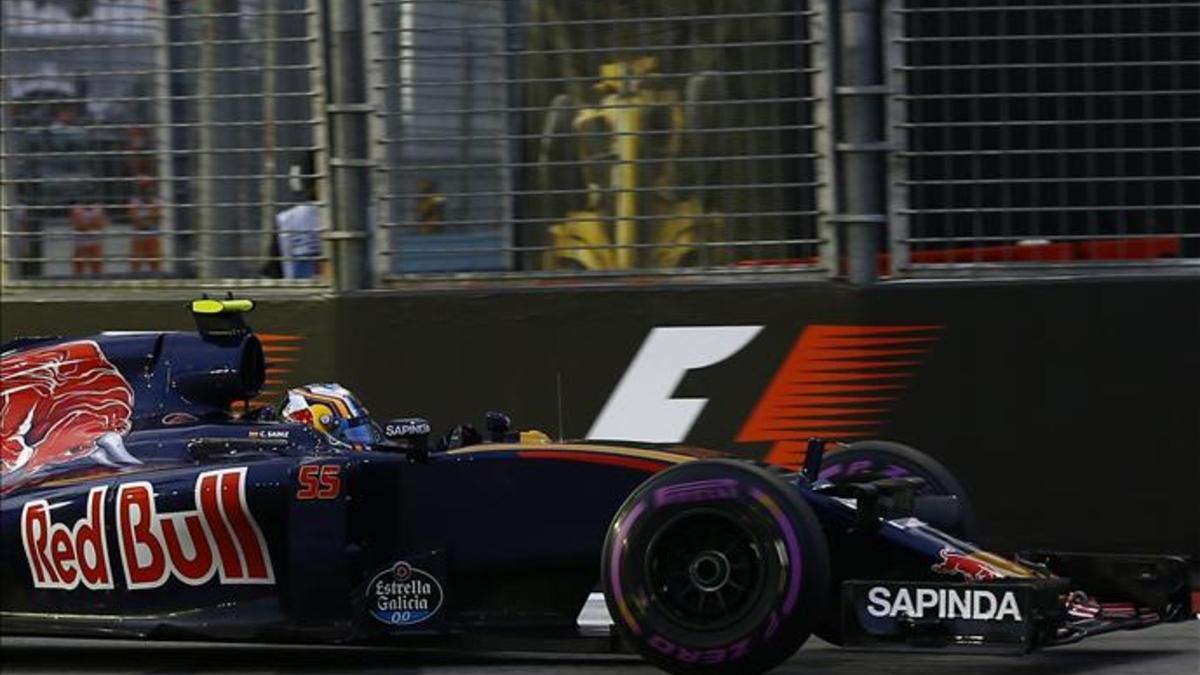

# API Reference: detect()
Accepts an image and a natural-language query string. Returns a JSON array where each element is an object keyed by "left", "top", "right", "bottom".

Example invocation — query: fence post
[
  {"left": 326, "top": 0, "right": 373, "bottom": 291},
  {"left": 0, "top": 84, "right": 9, "bottom": 286},
  {"left": 154, "top": 2, "right": 177, "bottom": 277},
  {"left": 196, "top": 3, "right": 216, "bottom": 279},
  {"left": 197, "top": 0, "right": 245, "bottom": 279},
  {"left": 0, "top": 1, "right": 6, "bottom": 285},
  {"left": 836, "top": 0, "right": 887, "bottom": 285},
  {"left": 260, "top": 0, "right": 279, "bottom": 264},
  {"left": 812, "top": 1, "right": 839, "bottom": 278},
  {"left": 883, "top": 0, "right": 909, "bottom": 275}
]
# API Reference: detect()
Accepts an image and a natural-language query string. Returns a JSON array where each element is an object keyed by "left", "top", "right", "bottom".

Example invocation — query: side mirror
[
  {"left": 383, "top": 418, "right": 431, "bottom": 453},
  {"left": 485, "top": 411, "right": 511, "bottom": 442},
  {"left": 801, "top": 437, "right": 827, "bottom": 482}
]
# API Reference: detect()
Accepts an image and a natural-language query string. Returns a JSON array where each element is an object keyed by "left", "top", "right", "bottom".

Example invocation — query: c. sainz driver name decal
[{"left": 21, "top": 467, "right": 274, "bottom": 590}]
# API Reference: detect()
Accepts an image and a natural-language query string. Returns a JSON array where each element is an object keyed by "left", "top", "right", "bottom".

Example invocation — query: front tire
[
  {"left": 602, "top": 460, "right": 830, "bottom": 675},
  {"left": 819, "top": 440, "right": 977, "bottom": 539},
  {"left": 814, "top": 440, "right": 977, "bottom": 646}
]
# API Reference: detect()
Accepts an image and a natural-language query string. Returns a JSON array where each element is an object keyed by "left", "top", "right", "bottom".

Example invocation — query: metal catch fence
[
  {"left": 2, "top": 1, "right": 1196, "bottom": 289},
  {"left": 887, "top": 0, "right": 1199, "bottom": 274},
  {"left": 369, "top": 0, "right": 828, "bottom": 279},
  {"left": 0, "top": 0, "right": 327, "bottom": 286}
]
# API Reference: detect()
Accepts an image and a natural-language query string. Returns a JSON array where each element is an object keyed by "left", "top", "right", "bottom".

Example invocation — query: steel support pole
[
  {"left": 811, "top": 1, "right": 839, "bottom": 277},
  {"left": 197, "top": 3, "right": 216, "bottom": 279},
  {"left": 837, "top": 0, "right": 886, "bottom": 285},
  {"left": 0, "top": 48, "right": 9, "bottom": 286},
  {"left": 326, "top": 0, "right": 372, "bottom": 291},
  {"left": 883, "top": 0, "right": 910, "bottom": 275},
  {"left": 154, "top": 2, "right": 177, "bottom": 276},
  {"left": 260, "top": 0, "right": 279, "bottom": 262},
  {"left": 378, "top": 0, "right": 405, "bottom": 280},
  {"left": 198, "top": 0, "right": 244, "bottom": 279}
]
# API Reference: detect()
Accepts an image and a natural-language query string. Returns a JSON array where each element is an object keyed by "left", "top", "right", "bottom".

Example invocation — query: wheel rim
[{"left": 645, "top": 509, "right": 766, "bottom": 631}]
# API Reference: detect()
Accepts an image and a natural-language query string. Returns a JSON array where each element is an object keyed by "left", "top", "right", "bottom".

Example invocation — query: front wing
[{"left": 841, "top": 553, "right": 1195, "bottom": 653}]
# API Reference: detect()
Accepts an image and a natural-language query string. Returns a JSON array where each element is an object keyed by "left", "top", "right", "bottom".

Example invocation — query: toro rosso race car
[{"left": 1, "top": 298, "right": 1194, "bottom": 675}]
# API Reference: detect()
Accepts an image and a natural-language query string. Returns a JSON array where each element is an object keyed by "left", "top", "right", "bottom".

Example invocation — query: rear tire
[{"left": 602, "top": 460, "right": 830, "bottom": 675}]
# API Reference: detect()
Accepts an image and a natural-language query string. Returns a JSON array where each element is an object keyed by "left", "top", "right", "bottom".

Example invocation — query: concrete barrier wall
[{"left": 4, "top": 277, "right": 1197, "bottom": 557}]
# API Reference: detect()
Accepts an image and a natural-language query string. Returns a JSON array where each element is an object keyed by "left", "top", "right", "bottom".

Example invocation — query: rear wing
[{"left": 191, "top": 296, "right": 255, "bottom": 342}]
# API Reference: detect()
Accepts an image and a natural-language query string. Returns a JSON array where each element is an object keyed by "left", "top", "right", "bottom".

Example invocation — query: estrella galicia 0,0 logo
[{"left": 367, "top": 561, "right": 443, "bottom": 626}]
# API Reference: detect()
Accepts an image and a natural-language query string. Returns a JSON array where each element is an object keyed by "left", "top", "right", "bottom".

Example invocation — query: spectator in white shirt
[{"left": 276, "top": 157, "right": 321, "bottom": 279}]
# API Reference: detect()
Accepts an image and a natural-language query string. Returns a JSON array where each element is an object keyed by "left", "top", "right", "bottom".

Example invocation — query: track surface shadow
[{"left": 2, "top": 623, "right": 1196, "bottom": 675}]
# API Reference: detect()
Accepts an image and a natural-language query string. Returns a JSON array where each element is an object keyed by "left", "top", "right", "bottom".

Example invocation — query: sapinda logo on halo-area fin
[{"left": 21, "top": 467, "right": 273, "bottom": 590}]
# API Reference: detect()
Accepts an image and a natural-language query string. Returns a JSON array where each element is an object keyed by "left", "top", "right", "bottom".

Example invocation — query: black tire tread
[{"left": 602, "top": 459, "right": 831, "bottom": 675}]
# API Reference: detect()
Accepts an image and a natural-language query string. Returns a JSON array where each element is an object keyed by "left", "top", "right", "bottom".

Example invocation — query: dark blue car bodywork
[{"left": 1, "top": 311, "right": 1193, "bottom": 663}]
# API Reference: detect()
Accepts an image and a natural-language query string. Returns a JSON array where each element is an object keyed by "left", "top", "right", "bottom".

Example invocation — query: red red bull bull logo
[
  {"left": 21, "top": 468, "right": 274, "bottom": 590},
  {"left": 931, "top": 548, "right": 1006, "bottom": 582},
  {"left": 2, "top": 340, "right": 137, "bottom": 478}
]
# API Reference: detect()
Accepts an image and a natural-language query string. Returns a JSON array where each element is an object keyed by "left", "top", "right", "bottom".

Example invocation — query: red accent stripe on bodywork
[{"left": 516, "top": 450, "right": 670, "bottom": 473}]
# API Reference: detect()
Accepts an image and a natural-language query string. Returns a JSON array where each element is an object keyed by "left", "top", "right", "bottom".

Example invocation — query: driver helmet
[{"left": 281, "top": 383, "right": 377, "bottom": 446}]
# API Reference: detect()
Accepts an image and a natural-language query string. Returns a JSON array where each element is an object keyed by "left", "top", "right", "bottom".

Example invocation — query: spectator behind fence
[
  {"left": 125, "top": 126, "right": 154, "bottom": 177},
  {"left": 70, "top": 202, "right": 107, "bottom": 276},
  {"left": 12, "top": 204, "right": 43, "bottom": 278},
  {"left": 276, "top": 155, "right": 321, "bottom": 279},
  {"left": 415, "top": 178, "right": 446, "bottom": 233},
  {"left": 127, "top": 175, "right": 163, "bottom": 273}
]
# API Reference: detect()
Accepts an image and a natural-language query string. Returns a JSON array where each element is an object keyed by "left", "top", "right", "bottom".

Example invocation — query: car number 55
[{"left": 297, "top": 464, "right": 341, "bottom": 500}]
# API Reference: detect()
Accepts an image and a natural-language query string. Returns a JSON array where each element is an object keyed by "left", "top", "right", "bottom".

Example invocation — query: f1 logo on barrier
[
  {"left": 21, "top": 467, "right": 274, "bottom": 590},
  {"left": 588, "top": 327, "right": 764, "bottom": 443},
  {"left": 588, "top": 324, "right": 940, "bottom": 467}
]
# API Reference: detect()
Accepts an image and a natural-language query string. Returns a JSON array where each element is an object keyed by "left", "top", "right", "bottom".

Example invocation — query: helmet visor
[{"left": 341, "top": 418, "right": 377, "bottom": 444}]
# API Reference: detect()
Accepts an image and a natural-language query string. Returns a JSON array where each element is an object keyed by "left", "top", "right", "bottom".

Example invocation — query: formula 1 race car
[{"left": 1, "top": 299, "right": 1194, "bottom": 675}]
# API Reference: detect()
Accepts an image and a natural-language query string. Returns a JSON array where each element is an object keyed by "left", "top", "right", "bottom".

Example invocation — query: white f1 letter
[{"left": 587, "top": 326, "right": 763, "bottom": 442}]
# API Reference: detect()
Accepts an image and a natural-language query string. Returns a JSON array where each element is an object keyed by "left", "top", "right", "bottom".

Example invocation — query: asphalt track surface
[{"left": 3, "top": 622, "right": 1197, "bottom": 675}]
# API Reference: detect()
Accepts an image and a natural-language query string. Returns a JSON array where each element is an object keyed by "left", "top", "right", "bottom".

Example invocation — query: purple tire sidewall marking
[
  {"left": 764, "top": 610, "right": 780, "bottom": 639},
  {"left": 817, "top": 463, "right": 843, "bottom": 481},
  {"left": 609, "top": 499, "right": 647, "bottom": 635},
  {"left": 653, "top": 478, "right": 740, "bottom": 507},
  {"left": 818, "top": 458, "right": 912, "bottom": 481},
  {"left": 751, "top": 487, "right": 802, "bottom": 616}
]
